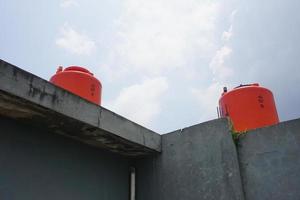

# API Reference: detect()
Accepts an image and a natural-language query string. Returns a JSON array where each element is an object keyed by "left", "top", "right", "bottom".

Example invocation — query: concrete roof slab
[{"left": 0, "top": 59, "right": 161, "bottom": 156}]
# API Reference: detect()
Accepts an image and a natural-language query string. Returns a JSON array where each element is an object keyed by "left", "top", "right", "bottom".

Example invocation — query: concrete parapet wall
[
  {"left": 238, "top": 118, "right": 300, "bottom": 200},
  {"left": 135, "top": 119, "right": 244, "bottom": 200},
  {"left": 135, "top": 117, "right": 300, "bottom": 200}
]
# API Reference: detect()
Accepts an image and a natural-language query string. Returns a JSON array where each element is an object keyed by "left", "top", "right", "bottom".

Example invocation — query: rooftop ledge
[{"left": 0, "top": 59, "right": 161, "bottom": 156}]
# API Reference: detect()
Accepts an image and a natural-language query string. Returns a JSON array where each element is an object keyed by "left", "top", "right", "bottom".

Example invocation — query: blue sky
[{"left": 1, "top": 0, "right": 299, "bottom": 133}]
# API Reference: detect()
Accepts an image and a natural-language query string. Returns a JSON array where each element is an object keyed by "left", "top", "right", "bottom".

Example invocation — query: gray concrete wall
[
  {"left": 0, "top": 117, "right": 130, "bottom": 200},
  {"left": 135, "top": 119, "right": 244, "bottom": 200},
  {"left": 238, "top": 118, "right": 300, "bottom": 200}
]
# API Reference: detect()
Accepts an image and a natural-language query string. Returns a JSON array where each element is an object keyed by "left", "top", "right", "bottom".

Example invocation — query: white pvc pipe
[{"left": 130, "top": 167, "right": 136, "bottom": 200}]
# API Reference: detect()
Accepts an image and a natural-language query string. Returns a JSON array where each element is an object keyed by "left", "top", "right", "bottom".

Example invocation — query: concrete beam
[{"left": 0, "top": 59, "right": 161, "bottom": 156}]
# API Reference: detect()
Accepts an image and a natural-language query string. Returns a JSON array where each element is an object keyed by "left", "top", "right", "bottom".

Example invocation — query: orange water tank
[
  {"left": 219, "top": 83, "right": 279, "bottom": 132},
  {"left": 50, "top": 66, "right": 102, "bottom": 105}
]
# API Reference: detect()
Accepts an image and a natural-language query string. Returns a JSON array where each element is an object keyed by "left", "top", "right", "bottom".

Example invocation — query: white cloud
[
  {"left": 209, "top": 9, "right": 236, "bottom": 82},
  {"left": 222, "top": 25, "right": 233, "bottom": 42},
  {"left": 106, "top": 77, "right": 169, "bottom": 126},
  {"left": 221, "top": 10, "right": 237, "bottom": 42},
  {"left": 209, "top": 46, "right": 233, "bottom": 81},
  {"left": 60, "top": 0, "right": 79, "bottom": 8},
  {"left": 191, "top": 82, "right": 223, "bottom": 121},
  {"left": 110, "top": 0, "right": 220, "bottom": 75},
  {"left": 55, "top": 26, "right": 96, "bottom": 55},
  {"left": 192, "top": 8, "right": 236, "bottom": 122}
]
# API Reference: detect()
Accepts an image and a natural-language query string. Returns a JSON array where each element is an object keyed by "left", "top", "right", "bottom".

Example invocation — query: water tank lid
[
  {"left": 234, "top": 83, "right": 259, "bottom": 89},
  {"left": 64, "top": 66, "right": 93, "bottom": 75}
]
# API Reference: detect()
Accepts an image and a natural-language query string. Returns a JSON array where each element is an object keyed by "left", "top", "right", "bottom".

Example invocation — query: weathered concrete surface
[
  {"left": 238, "top": 118, "right": 300, "bottom": 200},
  {"left": 0, "top": 117, "right": 130, "bottom": 200},
  {"left": 135, "top": 118, "right": 244, "bottom": 200},
  {"left": 0, "top": 59, "right": 161, "bottom": 156}
]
